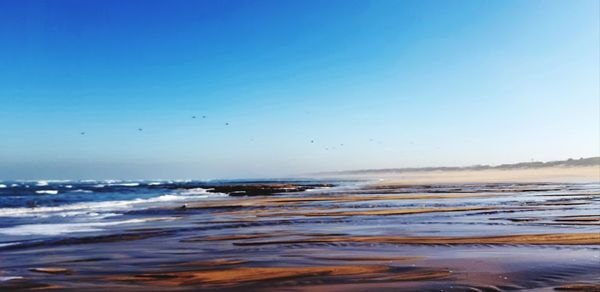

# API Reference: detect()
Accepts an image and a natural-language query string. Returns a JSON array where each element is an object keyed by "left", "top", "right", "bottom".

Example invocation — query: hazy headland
[{"left": 314, "top": 157, "right": 600, "bottom": 184}]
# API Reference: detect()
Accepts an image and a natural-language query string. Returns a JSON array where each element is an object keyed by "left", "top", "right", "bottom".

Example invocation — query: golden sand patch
[
  {"left": 267, "top": 193, "right": 491, "bottom": 203},
  {"left": 356, "top": 166, "right": 600, "bottom": 184},
  {"left": 306, "top": 256, "right": 424, "bottom": 262},
  {"left": 107, "top": 266, "right": 455, "bottom": 287},
  {"left": 171, "top": 259, "right": 247, "bottom": 267},
  {"left": 212, "top": 207, "right": 332, "bottom": 216},
  {"left": 554, "top": 283, "right": 600, "bottom": 291},
  {"left": 108, "top": 265, "right": 391, "bottom": 286},
  {"left": 262, "top": 206, "right": 493, "bottom": 217},
  {"left": 185, "top": 193, "right": 495, "bottom": 211}
]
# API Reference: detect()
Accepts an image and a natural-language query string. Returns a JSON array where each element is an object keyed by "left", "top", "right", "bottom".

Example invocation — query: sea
[{"left": 0, "top": 180, "right": 237, "bottom": 242}]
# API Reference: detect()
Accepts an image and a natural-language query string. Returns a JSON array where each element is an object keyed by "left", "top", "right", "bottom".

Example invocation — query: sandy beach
[
  {"left": 321, "top": 165, "right": 600, "bottom": 184},
  {"left": 0, "top": 166, "right": 598, "bottom": 291}
]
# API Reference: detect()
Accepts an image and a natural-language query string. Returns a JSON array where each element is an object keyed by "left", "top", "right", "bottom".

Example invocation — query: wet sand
[
  {"left": 232, "top": 232, "right": 600, "bottom": 246},
  {"left": 0, "top": 174, "right": 599, "bottom": 291}
]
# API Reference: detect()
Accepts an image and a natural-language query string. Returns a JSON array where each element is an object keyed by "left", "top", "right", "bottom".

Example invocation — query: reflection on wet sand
[
  {"left": 107, "top": 265, "right": 409, "bottom": 287},
  {"left": 232, "top": 232, "right": 600, "bottom": 246}
]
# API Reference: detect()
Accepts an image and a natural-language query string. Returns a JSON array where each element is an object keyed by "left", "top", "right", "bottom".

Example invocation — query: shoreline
[
  {"left": 1, "top": 179, "right": 599, "bottom": 290},
  {"left": 317, "top": 165, "right": 600, "bottom": 185}
]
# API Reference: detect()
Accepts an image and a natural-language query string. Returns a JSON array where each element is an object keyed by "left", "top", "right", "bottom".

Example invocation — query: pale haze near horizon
[{"left": 0, "top": 0, "right": 598, "bottom": 180}]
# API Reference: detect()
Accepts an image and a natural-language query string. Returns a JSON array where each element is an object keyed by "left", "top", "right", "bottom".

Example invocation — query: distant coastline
[{"left": 315, "top": 157, "right": 600, "bottom": 176}]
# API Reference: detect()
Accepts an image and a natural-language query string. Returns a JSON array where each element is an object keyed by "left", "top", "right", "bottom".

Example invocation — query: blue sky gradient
[{"left": 0, "top": 0, "right": 598, "bottom": 179}]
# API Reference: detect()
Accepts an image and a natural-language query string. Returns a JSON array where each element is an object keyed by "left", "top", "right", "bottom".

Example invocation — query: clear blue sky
[{"left": 0, "top": 0, "right": 598, "bottom": 179}]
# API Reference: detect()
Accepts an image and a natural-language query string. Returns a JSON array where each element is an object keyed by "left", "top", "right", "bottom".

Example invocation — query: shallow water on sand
[{"left": 0, "top": 181, "right": 598, "bottom": 291}]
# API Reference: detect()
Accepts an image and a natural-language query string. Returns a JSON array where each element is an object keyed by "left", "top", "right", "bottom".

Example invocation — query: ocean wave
[
  {"left": 71, "top": 189, "right": 93, "bottom": 193},
  {"left": 178, "top": 187, "right": 214, "bottom": 195},
  {"left": 110, "top": 183, "right": 140, "bottom": 187},
  {"left": 36, "top": 181, "right": 49, "bottom": 186},
  {"left": 0, "top": 217, "right": 177, "bottom": 236},
  {"left": 0, "top": 242, "right": 19, "bottom": 248},
  {"left": 35, "top": 190, "right": 59, "bottom": 195},
  {"left": 0, "top": 184, "right": 6, "bottom": 188},
  {"left": 0, "top": 188, "right": 225, "bottom": 218},
  {"left": 0, "top": 276, "right": 23, "bottom": 282}
]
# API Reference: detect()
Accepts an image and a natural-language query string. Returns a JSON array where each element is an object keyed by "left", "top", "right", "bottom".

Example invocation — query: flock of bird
[
  {"left": 79, "top": 115, "right": 386, "bottom": 151},
  {"left": 79, "top": 115, "right": 223, "bottom": 136}
]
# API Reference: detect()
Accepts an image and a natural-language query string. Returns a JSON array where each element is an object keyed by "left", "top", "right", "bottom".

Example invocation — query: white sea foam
[
  {"left": 0, "top": 188, "right": 225, "bottom": 218},
  {"left": 35, "top": 190, "right": 59, "bottom": 195},
  {"left": 111, "top": 183, "right": 140, "bottom": 187},
  {"left": 71, "top": 189, "right": 93, "bottom": 193},
  {"left": 0, "top": 184, "right": 6, "bottom": 188},
  {"left": 178, "top": 187, "right": 214, "bottom": 195},
  {"left": 0, "top": 276, "right": 23, "bottom": 282},
  {"left": 36, "top": 181, "right": 49, "bottom": 186},
  {"left": 0, "top": 218, "right": 176, "bottom": 236}
]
